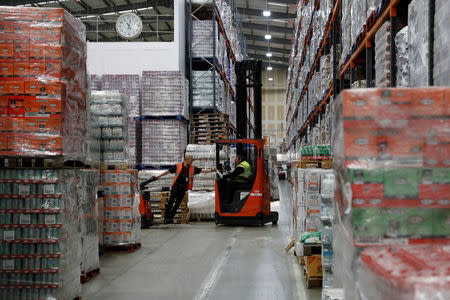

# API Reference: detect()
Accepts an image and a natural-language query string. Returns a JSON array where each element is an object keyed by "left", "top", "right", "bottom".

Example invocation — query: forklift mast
[{"left": 235, "top": 60, "right": 262, "bottom": 159}]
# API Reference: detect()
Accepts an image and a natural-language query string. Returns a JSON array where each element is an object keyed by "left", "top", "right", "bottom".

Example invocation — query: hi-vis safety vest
[
  {"left": 235, "top": 161, "right": 252, "bottom": 183},
  {"left": 172, "top": 162, "right": 195, "bottom": 190}
]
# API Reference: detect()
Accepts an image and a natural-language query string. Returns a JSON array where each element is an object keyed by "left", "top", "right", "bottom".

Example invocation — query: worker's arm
[
  {"left": 156, "top": 170, "right": 171, "bottom": 179},
  {"left": 223, "top": 166, "right": 244, "bottom": 179},
  {"left": 200, "top": 168, "right": 216, "bottom": 173}
]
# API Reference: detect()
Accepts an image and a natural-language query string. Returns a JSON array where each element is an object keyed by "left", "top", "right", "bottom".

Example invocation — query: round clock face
[{"left": 115, "top": 13, "right": 143, "bottom": 40}]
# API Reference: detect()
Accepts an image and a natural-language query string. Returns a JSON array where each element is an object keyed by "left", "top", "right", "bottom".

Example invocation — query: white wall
[{"left": 87, "top": 0, "right": 185, "bottom": 75}]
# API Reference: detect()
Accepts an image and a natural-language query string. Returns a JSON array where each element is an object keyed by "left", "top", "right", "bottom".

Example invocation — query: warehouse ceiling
[{"left": 9, "top": 0, "right": 295, "bottom": 69}]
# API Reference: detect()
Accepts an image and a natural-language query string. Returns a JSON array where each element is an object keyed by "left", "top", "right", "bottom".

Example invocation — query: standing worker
[{"left": 141, "top": 155, "right": 216, "bottom": 224}]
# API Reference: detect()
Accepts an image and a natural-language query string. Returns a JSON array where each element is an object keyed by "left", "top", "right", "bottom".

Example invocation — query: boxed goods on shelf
[
  {"left": 141, "top": 71, "right": 188, "bottom": 119},
  {"left": 101, "top": 75, "right": 141, "bottom": 118},
  {"left": 375, "top": 21, "right": 391, "bottom": 87},
  {"left": 0, "top": 6, "right": 87, "bottom": 161},
  {"left": 340, "top": 0, "right": 352, "bottom": 65},
  {"left": 140, "top": 119, "right": 187, "bottom": 166},
  {"left": 192, "top": 20, "right": 217, "bottom": 58},
  {"left": 395, "top": 27, "right": 409, "bottom": 88},
  {"left": 433, "top": 0, "right": 450, "bottom": 86},
  {"left": 0, "top": 169, "right": 98, "bottom": 299},
  {"left": 88, "top": 91, "right": 129, "bottom": 164},
  {"left": 89, "top": 75, "right": 103, "bottom": 91},
  {"left": 99, "top": 170, "right": 140, "bottom": 246},
  {"left": 265, "top": 147, "right": 279, "bottom": 200},
  {"left": 192, "top": 70, "right": 226, "bottom": 113},
  {"left": 351, "top": 0, "right": 367, "bottom": 46},
  {"left": 408, "top": 0, "right": 430, "bottom": 87}
]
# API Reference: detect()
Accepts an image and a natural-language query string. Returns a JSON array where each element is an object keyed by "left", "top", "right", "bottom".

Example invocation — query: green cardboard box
[{"left": 383, "top": 169, "right": 420, "bottom": 199}]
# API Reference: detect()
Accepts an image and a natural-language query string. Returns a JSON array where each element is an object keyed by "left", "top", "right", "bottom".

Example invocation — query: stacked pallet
[
  {"left": 190, "top": 113, "right": 229, "bottom": 144},
  {"left": 150, "top": 191, "right": 189, "bottom": 224}
]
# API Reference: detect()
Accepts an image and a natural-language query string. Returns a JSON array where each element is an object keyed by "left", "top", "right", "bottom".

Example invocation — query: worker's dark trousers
[{"left": 165, "top": 184, "right": 187, "bottom": 221}]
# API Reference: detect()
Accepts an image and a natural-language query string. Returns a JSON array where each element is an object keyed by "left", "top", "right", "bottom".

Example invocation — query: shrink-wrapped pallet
[
  {"left": 87, "top": 91, "right": 129, "bottom": 164},
  {"left": 433, "top": 0, "right": 450, "bottom": 86},
  {"left": 375, "top": 21, "right": 391, "bottom": 87},
  {"left": 0, "top": 6, "right": 87, "bottom": 160},
  {"left": 395, "top": 26, "right": 409, "bottom": 87}
]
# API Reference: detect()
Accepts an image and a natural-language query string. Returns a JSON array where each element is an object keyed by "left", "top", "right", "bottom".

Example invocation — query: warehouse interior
[{"left": 0, "top": 0, "right": 448, "bottom": 300}]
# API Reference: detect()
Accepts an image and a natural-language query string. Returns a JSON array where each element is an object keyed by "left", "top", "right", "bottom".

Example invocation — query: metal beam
[
  {"left": 246, "top": 44, "right": 289, "bottom": 55},
  {"left": 11, "top": 0, "right": 173, "bottom": 14},
  {"left": 238, "top": 7, "right": 295, "bottom": 19},
  {"left": 250, "top": 54, "right": 289, "bottom": 63},
  {"left": 242, "top": 22, "right": 293, "bottom": 34},
  {"left": 244, "top": 34, "right": 290, "bottom": 45}
]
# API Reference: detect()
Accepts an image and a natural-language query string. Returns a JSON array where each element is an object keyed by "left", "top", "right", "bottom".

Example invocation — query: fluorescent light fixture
[
  {"left": 266, "top": 52, "right": 272, "bottom": 57},
  {"left": 268, "top": 2, "right": 288, "bottom": 7},
  {"left": 267, "top": 66, "right": 273, "bottom": 71},
  {"left": 137, "top": 7, "right": 153, "bottom": 11},
  {"left": 268, "top": 77, "right": 273, "bottom": 81},
  {"left": 80, "top": 15, "right": 97, "bottom": 19},
  {"left": 264, "top": 34, "right": 272, "bottom": 40},
  {"left": 263, "top": 10, "right": 271, "bottom": 17},
  {"left": 119, "top": 10, "right": 134, "bottom": 13},
  {"left": 103, "top": 12, "right": 117, "bottom": 16}
]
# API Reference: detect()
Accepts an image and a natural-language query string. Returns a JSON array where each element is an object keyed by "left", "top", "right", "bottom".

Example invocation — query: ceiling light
[
  {"left": 263, "top": 10, "right": 271, "bottom": 17},
  {"left": 266, "top": 52, "right": 272, "bottom": 57},
  {"left": 268, "top": 77, "right": 273, "bottom": 81},
  {"left": 268, "top": 2, "right": 288, "bottom": 7},
  {"left": 267, "top": 66, "right": 273, "bottom": 71},
  {"left": 137, "top": 7, "right": 153, "bottom": 11},
  {"left": 103, "top": 12, "right": 117, "bottom": 16},
  {"left": 264, "top": 34, "right": 272, "bottom": 40}
]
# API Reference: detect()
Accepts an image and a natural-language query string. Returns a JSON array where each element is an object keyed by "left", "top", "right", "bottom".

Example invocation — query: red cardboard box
[
  {"left": 24, "top": 81, "right": 63, "bottom": 95},
  {"left": 13, "top": 62, "right": 29, "bottom": 76},
  {"left": 0, "top": 135, "right": 7, "bottom": 155},
  {"left": 23, "top": 133, "right": 62, "bottom": 155},
  {"left": 23, "top": 117, "right": 62, "bottom": 135},
  {"left": 0, "top": 81, "right": 24, "bottom": 94},
  {"left": 410, "top": 89, "right": 446, "bottom": 117},
  {"left": 343, "top": 89, "right": 380, "bottom": 118},
  {"left": 352, "top": 184, "right": 384, "bottom": 207},
  {"left": 344, "top": 128, "right": 378, "bottom": 158},
  {"left": 24, "top": 96, "right": 62, "bottom": 115},
  {"left": 7, "top": 133, "right": 23, "bottom": 155},
  {"left": 0, "top": 44, "right": 14, "bottom": 57},
  {"left": 0, "top": 62, "right": 13, "bottom": 76},
  {"left": 29, "top": 44, "right": 45, "bottom": 58},
  {"left": 423, "top": 143, "right": 450, "bottom": 167},
  {"left": 419, "top": 184, "right": 450, "bottom": 207}
]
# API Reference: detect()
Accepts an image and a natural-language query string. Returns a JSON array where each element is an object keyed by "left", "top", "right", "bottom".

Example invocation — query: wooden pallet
[
  {"left": 0, "top": 156, "right": 87, "bottom": 169},
  {"left": 103, "top": 243, "right": 141, "bottom": 253},
  {"left": 303, "top": 268, "right": 322, "bottom": 288},
  {"left": 190, "top": 212, "right": 215, "bottom": 222},
  {"left": 80, "top": 268, "right": 100, "bottom": 284},
  {"left": 298, "top": 160, "right": 333, "bottom": 169}
]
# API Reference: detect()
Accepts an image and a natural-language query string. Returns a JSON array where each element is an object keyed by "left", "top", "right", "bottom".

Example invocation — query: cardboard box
[
  {"left": 23, "top": 117, "right": 62, "bottom": 134},
  {"left": 22, "top": 133, "right": 62, "bottom": 155},
  {"left": 419, "top": 184, "right": 450, "bottom": 207},
  {"left": 13, "top": 61, "right": 29, "bottom": 76},
  {"left": 0, "top": 81, "right": 24, "bottom": 94},
  {"left": 383, "top": 169, "right": 420, "bottom": 199},
  {"left": 24, "top": 97, "right": 62, "bottom": 116},
  {"left": 0, "top": 62, "right": 13, "bottom": 76},
  {"left": 0, "top": 134, "right": 7, "bottom": 155},
  {"left": 410, "top": 89, "right": 446, "bottom": 116},
  {"left": 7, "top": 133, "right": 23, "bottom": 155},
  {"left": 352, "top": 184, "right": 384, "bottom": 207},
  {"left": 305, "top": 255, "right": 322, "bottom": 277},
  {"left": 342, "top": 89, "right": 380, "bottom": 118},
  {"left": 344, "top": 128, "right": 378, "bottom": 158},
  {"left": 424, "top": 144, "right": 449, "bottom": 167},
  {"left": 0, "top": 44, "right": 14, "bottom": 57}
]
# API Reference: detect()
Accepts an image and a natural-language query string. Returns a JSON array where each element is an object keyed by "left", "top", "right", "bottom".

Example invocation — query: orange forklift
[
  {"left": 214, "top": 60, "right": 278, "bottom": 225},
  {"left": 214, "top": 139, "right": 278, "bottom": 225}
]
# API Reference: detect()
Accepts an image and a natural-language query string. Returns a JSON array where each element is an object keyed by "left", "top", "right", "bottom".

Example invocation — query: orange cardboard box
[
  {"left": 24, "top": 96, "right": 62, "bottom": 115},
  {"left": 22, "top": 133, "right": 62, "bottom": 155},
  {"left": 24, "top": 81, "right": 63, "bottom": 95},
  {"left": 7, "top": 117, "right": 24, "bottom": 131},
  {"left": 13, "top": 43, "right": 29, "bottom": 60},
  {"left": 7, "top": 133, "right": 23, "bottom": 155},
  {"left": 419, "top": 184, "right": 450, "bottom": 207},
  {"left": 0, "top": 135, "right": 7, "bottom": 155},
  {"left": 0, "top": 96, "right": 7, "bottom": 107},
  {"left": 410, "top": 89, "right": 445, "bottom": 117},
  {"left": 13, "top": 62, "right": 29, "bottom": 76},
  {"left": 23, "top": 117, "right": 62, "bottom": 134},
  {"left": 45, "top": 45, "right": 62, "bottom": 58},
  {"left": 0, "top": 44, "right": 13, "bottom": 57},
  {"left": 0, "top": 22, "right": 15, "bottom": 33},
  {"left": 344, "top": 128, "right": 378, "bottom": 158},
  {"left": 29, "top": 44, "right": 45, "bottom": 58},
  {"left": 342, "top": 89, "right": 380, "bottom": 118},
  {"left": 0, "top": 107, "right": 7, "bottom": 131},
  {"left": 0, "top": 81, "right": 24, "bottom": 94},
  {"left": 0, "top": 62, "right": 13, "bottom": 76},
  {"left": 29, "top": 62, "right": 45, "bottom": 75},
  {"left": 423, "top": 143, "right": 449, "bottom": 167},
  {"left": 305, "top": 255, "right": 322, "bottom": 277},
  {"left": 29, "top": 26, "right": 46, "bottom": 40}
]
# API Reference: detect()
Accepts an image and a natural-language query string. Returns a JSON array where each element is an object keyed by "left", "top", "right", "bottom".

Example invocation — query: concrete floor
[{"left": 82, "top": 182, "right": 321, "bottom": 300}]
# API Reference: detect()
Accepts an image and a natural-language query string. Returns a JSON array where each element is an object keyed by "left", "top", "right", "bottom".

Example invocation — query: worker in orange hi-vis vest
[{"left": 153, "top": 155, "right": 216, "bottom": 224}]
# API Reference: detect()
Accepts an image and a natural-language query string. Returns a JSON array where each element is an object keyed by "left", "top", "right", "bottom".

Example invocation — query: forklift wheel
[
  {"left": 271, "top": 212, "right": 279, "bottom": 225},
  {"left": 214, "top": 212, "right": 220, "bottom": 225}
]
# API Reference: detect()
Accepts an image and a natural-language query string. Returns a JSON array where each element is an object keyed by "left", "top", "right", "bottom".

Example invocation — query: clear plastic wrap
[
  {"left": 357, "top": 245, "right": 450, "bottom": 300},
  {"left": 395, "top": 26, "right": 409, "bottom": 88},
  {"left": 408, "top": 0, "right": 430, "bottom": 87},
  {"left": 350, "top": 0, "right": 367, "bottom": 46},
  {"left": 192, "top": 70, "right": 225, "bottom": 113},
  {"left": 140, "top": 119, "right": 187, "bottom": 166},
  {"left": 0, "top": 6, "right": 87, "bottom": 160},
  {"left": 80, "top": 169, "right": 100, "bottom": 275},
  {"left": 375, "top": 21, "right": 391, "bottom": 87},
  {"left": 141, "top": 71, "right": 188, "bottom": 118},
  {"left": 87, "top": 91, "right": 129, "bottom": 164},
  {"left": 99, "top": 170, "right": 141, "bottom": 246},
  {"left": 0, "top": 169, "right": 101, "bottom": 299},
  {"left": 264, "top": 147, "right": 280, "bottom": 200},
  {"left": 188, "top": 190, "right": 215, "bottom": 219},
  {"left": 100, "top": 75, "right": 141, "bottom": 118},
  {"left": 192, "top": 20, "right": 218, "bottom": 58},
  {"left": 433, "top": 0, "right": 450, "bottom": 86},
  {"left": 340, "top": 0, "right": 352, "bottom": 65}
]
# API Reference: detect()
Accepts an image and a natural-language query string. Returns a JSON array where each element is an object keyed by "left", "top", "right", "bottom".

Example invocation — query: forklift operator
[{"left": 217, "top": 154, "right": 252, "bottom": 202}]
